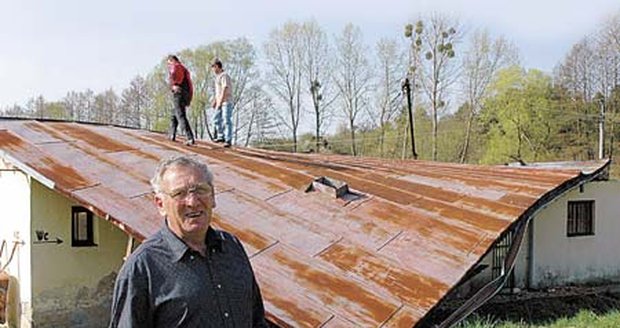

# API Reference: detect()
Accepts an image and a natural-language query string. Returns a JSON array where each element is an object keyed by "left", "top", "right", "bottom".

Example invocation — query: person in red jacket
[{"left": 167, "top": 55, "right": 195, "bottom": 146}]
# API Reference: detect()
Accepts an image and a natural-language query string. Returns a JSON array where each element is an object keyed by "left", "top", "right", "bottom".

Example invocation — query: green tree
[
  {"left": 480, "top": 67, "right": 557, "bottom": 164},
  {"left": 459, "top": 29, "right": 518, "bottom": 163},
  {"left": 144, "top": 62, "right": 170, "bottom": 132}
]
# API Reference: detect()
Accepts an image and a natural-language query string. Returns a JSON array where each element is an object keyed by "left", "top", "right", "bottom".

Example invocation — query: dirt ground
[{"left": 427, "top": 284, "right": 620, "bottom": 326}]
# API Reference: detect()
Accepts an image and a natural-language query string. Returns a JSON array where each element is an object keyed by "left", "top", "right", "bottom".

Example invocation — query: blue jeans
[{"left": 213, "top": 102, "right": 233, "bottom": 143}]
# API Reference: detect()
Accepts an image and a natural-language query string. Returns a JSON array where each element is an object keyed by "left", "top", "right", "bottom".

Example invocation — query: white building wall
[
  {"left": 0, "top": 161, "right": 33, "bottom": 327},
  {"left": 531, "top": 180, "right": 620, "bottom": 289},
  {"left": 29, "top": 180, "right": 127, "bottom": 327}
]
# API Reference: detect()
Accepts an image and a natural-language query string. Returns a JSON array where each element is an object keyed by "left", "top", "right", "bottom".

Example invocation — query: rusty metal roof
[{"left": 0, "top": 119, "right": 610, "bottom": 327}]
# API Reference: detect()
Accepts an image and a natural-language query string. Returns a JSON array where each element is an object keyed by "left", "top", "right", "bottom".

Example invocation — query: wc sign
[{"left": 34, "top": 230, "right": 63, "bottom": 245}]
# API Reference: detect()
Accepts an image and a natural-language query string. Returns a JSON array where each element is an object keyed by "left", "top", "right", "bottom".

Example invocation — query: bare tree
[
  {"left": 459, "top": 29, "right": 518, "bottom": 163},
  {"left": 416, "top": 14, "right": 463, "bottom": 160},
  {"left": 592, "top": 36, "right": 619, "bottom": 101},
  {"left": 26, "top": 95, "right": 46, "bottom": 119},
  {"left": 240, "top": 85, "right": 278, "bottom": 146},
  {"left": 375, "top": 37, "right": 406, "bottom": 156},
  {"left": 225, "top": 39, "right": 259, "bottom": 145},
  {"left": 264, "top": 21, "right": 304, "bottom": 152},
  {"left": 603, "top": 12, "right": 620, "bottom": 54},
  {"left": 93, "top": 89, "right": 120, "bottom": 124},
  {"left": 121, "top": 75, "right": 150, "bottom": 128},
  {"left": 301, "top": 20, "right": 335, "bottom": 152},
  {"left": 334, "top": 23, "right": 372, "bottom": 156},
  {"left": 555, "top": 38, "right": 597, "bottom": 102},
  {"left": 1, "top": 104, "right": 27, "bottom": 117}
]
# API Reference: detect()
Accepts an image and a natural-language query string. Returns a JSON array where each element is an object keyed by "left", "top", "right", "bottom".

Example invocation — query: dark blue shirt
[{"left": 109, "top": 224, "right": 268, "bottom": 328}]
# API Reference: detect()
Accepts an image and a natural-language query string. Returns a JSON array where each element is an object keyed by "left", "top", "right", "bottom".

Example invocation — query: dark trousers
[{"left": 169, "top": 93, "right": 194, "bottom": 142}]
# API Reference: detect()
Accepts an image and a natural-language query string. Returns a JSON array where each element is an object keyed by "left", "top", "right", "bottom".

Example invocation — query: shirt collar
[{"left": 161, "top": 222, "right": 224, "bottom": 262}]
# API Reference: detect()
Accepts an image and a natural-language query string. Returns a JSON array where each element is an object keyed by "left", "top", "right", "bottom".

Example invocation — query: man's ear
[{"left": 154, "top": 194, "right": 166, "bottom": 216}]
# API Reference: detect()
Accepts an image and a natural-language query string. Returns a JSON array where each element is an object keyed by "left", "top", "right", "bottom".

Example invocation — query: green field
[{"left": 459, "top": 310, "right": 620, "bottom": 328}]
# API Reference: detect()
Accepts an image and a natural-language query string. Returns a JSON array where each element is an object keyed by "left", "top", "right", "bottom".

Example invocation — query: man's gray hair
[{"left": 150, "top": 155, "right": 214, "bottom": 194}]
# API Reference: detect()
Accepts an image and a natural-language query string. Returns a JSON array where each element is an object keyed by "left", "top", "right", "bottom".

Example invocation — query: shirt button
[
  {"left": 211, "top": 248, "right": 216, "bottom": 253},
  {"left": 190, "top": 255, "right": 195, "bottom": 260},
  {"left": 224, "top": 312, "right": 229, "bottom": 318},
  {"left": 217, "top": 284, "right": 222, "bottom": 289}
]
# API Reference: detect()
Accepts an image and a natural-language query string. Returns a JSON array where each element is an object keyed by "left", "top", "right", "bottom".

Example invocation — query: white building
[
  {"left": 456, "top": 166, "right": 620, "bottom": 299},
  {"left": 0, "top": 157, "right": 128, "bottom": 327}
]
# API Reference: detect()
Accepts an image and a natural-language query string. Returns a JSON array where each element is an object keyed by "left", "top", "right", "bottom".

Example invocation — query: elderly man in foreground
[{"left": 109, "top": 155, "right": 268, "bottom": 327}]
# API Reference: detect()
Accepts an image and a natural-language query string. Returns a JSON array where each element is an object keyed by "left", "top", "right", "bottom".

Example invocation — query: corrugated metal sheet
[{"left": 0, "top": 119, "right": 610, "bottom": 327}]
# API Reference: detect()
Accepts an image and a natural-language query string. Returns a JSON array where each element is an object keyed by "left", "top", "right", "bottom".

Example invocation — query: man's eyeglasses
[{"left": 161, "top": 183, "right": 213, "bottom": 201}]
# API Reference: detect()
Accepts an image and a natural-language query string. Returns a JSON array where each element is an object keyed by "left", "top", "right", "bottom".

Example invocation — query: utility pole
[
  {"left": 599, "top": 96, "right": 605, "bottom": 160},
  {"left": 402, "top": 78, "right": 418, "bottom": 159}
]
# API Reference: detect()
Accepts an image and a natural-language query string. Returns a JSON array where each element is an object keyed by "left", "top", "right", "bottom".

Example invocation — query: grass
[{"left": 458, "top": 310, "right": 620, "bottom": 328}]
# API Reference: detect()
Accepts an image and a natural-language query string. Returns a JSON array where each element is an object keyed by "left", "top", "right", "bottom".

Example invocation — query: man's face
[
  {"left": 211, "top": 64, "right": 220, "bottom": 74},
  {"left": 155, "top": 164, "right": 215, "bottom": 239}
]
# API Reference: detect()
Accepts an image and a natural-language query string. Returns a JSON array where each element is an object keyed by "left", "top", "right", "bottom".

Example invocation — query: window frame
[
  {"left": 71, "top": 206, "right": 97, "bottom": 247},
  {"left": 566, "top": 200, "right": 595, "bottom": 237}
]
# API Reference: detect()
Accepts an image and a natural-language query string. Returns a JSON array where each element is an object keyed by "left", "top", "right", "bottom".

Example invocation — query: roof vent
[{"left": 305, "top": 176, "right": 350, "bottom": 199}]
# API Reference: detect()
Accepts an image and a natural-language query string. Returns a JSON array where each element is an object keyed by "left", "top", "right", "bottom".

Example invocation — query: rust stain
[
  {"left": 381, "top": 306, "right": 423, "bottom": 328},
  {"left": 319, "top": 242, "right": 448, "bottom": 309},
  {"left": 0, "top": 130, "right": 91, "bottom": 190},
  {"left": 499, "top": 193, "right": 539, "bottom": 208},
  {"left": 229, "top": 165, "right": 288, "bottom": 194},
  {"left": 0, "top": 130, "right": 26, "bottom": 151},
  {"left": 126, "top": 148, "right": 160, "bottom": 161},
  {"left": 361, "top": 201, "right": 481, "bottom": 250},
  {"left": 261, "top": 289, "right": 326, "bottom": 327},
  {"left": 253, "top": 150, "right": 575, "bottom": 197},
  {"left": 272, "top": 247, "right": 396, "bottom": 326},
  {"left": 191, "top": 147, "right": 312, "bottom": 190},
  {"left": 211, "top": 216, "right": 272, "bottom": 252},
  {"left": 24, "top": 121, "right": 73, "bottom": 142},
  {"left": 231, "top": 155, "right": 515, "bottom": 231},
  {"left": 50, "top": 122, "right": 134, "bottom": 152},
  {"left": 38, "top": 156, "right": 92, "bottom": 190},
  {"left": 24, "top": 122, "right": 156, "bottom": 185}
]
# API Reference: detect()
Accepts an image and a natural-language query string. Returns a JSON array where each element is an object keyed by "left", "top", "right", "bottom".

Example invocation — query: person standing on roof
[
  {"left": 109, "top": 155, "right": 268, "bottom": 327},
  {"left": 167, "top": 55, "right": 195, "bottom": 146},
  {"left": 211, "top": 58, "right": 234, "bottom": 148}
]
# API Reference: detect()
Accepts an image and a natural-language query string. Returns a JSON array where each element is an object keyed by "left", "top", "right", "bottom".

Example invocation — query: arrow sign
[{"left": 33, "top": 237, "right": 63, "bottom": 245}]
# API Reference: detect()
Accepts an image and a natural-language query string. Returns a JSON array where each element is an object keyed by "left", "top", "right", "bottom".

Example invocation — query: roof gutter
[
  {"left": 0, "top": 150, "right": 55, "bottom": 189},
  {"left": 419, "top": 159, "right": 611, "bottom": 328}
]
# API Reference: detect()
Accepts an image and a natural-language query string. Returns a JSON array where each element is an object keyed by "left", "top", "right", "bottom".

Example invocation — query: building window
[
  {"left": 567, "top": 200, "right": 594, "bottom": 237},
  {"left": 72, "top": 206, "right": 96, "bottom": 247}
]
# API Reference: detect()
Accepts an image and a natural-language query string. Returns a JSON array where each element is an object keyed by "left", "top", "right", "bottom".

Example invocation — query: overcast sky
[{"left": 1, "top": 0, "right": 619, "bottom": 107}]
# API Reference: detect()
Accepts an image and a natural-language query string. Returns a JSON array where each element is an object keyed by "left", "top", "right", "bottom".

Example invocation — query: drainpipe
[
  {"left": 433, "top": 218, "right": 530, "bottom": 328},
  {"left": 527, "top": 217, "right": 534, "bottom": 290},
  {"left": 124, "top": 236, "right": 135, "bottom": 261}
]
